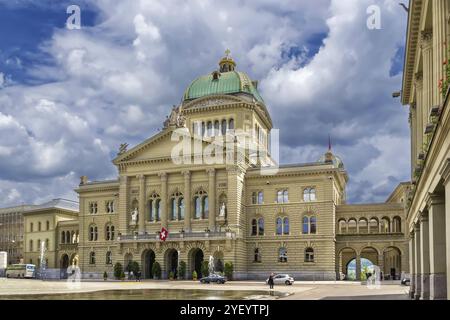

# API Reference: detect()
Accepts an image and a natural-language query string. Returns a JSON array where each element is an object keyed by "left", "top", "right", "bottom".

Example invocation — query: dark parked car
[
  {"left": 199, "top": 274, "right": 226, "bottom": 284},
  {"left": 401, "top": 277, "right": 410, "bottom": 286}
]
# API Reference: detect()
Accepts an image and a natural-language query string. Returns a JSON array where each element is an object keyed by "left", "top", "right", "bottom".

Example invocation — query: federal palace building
[{"left": 3, "top": 52, "right": 410, "bottom": 283}]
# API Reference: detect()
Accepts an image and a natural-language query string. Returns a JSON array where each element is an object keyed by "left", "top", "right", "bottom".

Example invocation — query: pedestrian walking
[{"left": 268, "top": 273, "right": 274, "bottom": 290}]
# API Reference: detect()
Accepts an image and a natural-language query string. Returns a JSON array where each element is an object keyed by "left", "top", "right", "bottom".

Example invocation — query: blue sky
[{"left": 0, "top": 0, "right": 409, "bottom": 206}]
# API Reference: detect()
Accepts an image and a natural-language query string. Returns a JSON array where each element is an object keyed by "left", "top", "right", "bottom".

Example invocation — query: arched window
[
  {"left": 38, "top": 222, "right": 41, "bottom": 231},
  {"left": 258, "top": 218, "right": 264, "bottom": 235},
  {"left": 310, "top": 216, "right": 317, "bottom": 234},
  {"left": 37, "top": 239, "right": 41, "bottom": 251},
  {"left": 61, "top": 231, "right": 66, "bottom": 244},
  {"left": 338, "top": 220, "right": 346, "bottom": 234},
  {"left": 276, "top": 218, "right": 282, "bottom": 235},
  {"left": 201, "top": 122, "right": 206, "bottom": 136},
  {"left": 221, "top": 119, "right": 227, "bottom": 135},
  {"left": 305, "top": 248, "right": 314, "bottom": 262},
  {"left": 358, "top": 218, "right": 368, "bottom": 234},
  {"left": 30, "top": 222, "right": 33, "bottom": 232},
  {"left": 207, "top": 121, "right": 213, "bottom": 137},
  {"left": 46, "top": 221, "right": 50, "bottom": 231},
  {"left": 29, "top": 239, "right": 33, "bottom": 252},
  {"left": 283, "top": 217, "right": 289, "bottom": 235},
  {"left": 251, "top": 219, "right": 257, "bottom": 236},
  {"left": 194, "top": 197, "right": 201, "bottom": 219},
  {"left": 148, "top": 192, "right": 160, "bottom": 222},
  {"left": 89, "top": 224, "right": 98, "bottom": 241},
  {"left": 45, "top": 239, "right": 49, "bottom": 249},
  {"left": 258, "top": 191, "right": 264, "bottom": 204},
  {"left": 214, "top": 120, "right": 220, "bottom": 136},
  {"left": 89, "top": 252, "right": 96, "bottom": 265},
  {"left": 105, "top": 224, "right": 115, "bottom": 241},
  {"left": 66, "top": 231, "right": 71, "bottom": 244},
  {"left": 392, "top": 216, "right": 401, "bottom": 233},
  {"left": 194, "top": 189, "right": 208, "bottom": 219},
  {"left": 302, "top": 216, "right": 309, "bottom": 234},
  {"left": 228, "top": 118, "right": 234, "bottom": 131},
  {"left": 254, "top": 248, "right": 261, "bottom": 263},
  {"left": 106, "top": 251, "right": 112, "bottom": 265},
  {"left": 381, "top": 217, "right": 390, "bottom": 233},
  {"left": 170, "top": 192, "right": 184, "bottom": 220},
  {"left": 303, "top": 187, "right": 316, "bottom": 202},
  {"left": 279, "top": 247, "right": 287, "bottom": 263},
  {"left": 348, "top": 219, "right": 357, "bottom": 234},
  {"left": 369, "top": 218, "right": 378, "bottom": 234},
  {"left": 252, "top": 192, "right": 257, "bottom": 204}
]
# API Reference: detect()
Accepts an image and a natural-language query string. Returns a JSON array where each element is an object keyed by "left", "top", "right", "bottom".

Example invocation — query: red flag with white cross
[{"left": 160, "top": 227, "right": 168, "bottom": 241}]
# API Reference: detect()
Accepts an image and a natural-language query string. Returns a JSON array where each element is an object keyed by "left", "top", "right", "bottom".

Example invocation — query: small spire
[{"left": 219, "top": 49, "right": 236, "bottom": 73}]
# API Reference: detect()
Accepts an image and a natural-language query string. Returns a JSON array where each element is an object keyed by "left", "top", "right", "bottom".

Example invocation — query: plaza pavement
[{"left": 0, "top": 278, "right": 410, "bottom": 300}]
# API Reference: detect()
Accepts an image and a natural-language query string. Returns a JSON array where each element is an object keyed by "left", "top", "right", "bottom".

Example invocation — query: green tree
[
  {"left": 201, "top": 260, "right": 210, "bottom": 277},
  {"left": 152, "top": 261, "right": 161, "bottom": 279},
  {"left": 113, "top": 262, "right": 123, "bottom": 280},
  {"left": 130, "top": 261, "right": 140, "bottom": 274},
  {"left": 179, "top": 261, "right": 186, "bottom": 280},
  {"left": 192, "top": 270, "right": 198, "bottom": 280},
  {"left": 224, "top": 261, "right": 233, "bottom": 280}
]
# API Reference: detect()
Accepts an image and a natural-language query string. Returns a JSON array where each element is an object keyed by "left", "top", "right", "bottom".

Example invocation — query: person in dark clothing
[{"left": 268, "top": 273, "right": 274, "bottom": 290}]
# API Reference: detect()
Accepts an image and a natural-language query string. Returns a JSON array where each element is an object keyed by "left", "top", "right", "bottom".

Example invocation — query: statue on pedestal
[
  {"left": 131, "top": 208, "right": 139, "bottom": 224},
  {"left": 219, "top": 202, "right": 226, "bottom": 217}
]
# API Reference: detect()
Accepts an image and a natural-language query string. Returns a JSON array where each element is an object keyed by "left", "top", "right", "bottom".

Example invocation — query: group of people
[{"left": 128, "top": 270, "right": 142, "bottom": 282}]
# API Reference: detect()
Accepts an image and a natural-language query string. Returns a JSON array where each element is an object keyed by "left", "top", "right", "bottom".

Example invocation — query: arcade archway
[
  {"left": 189, "top": 248, "right": 204, "bottom": 278},
  {"left": 142, "top": 250, "right": 155, "bottom": 279},
  {"left": 165, "top": 249, "right": 178, "bottom": 279}
]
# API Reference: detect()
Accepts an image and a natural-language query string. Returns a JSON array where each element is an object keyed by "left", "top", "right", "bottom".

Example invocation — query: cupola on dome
[{"left": 182, "top": 50, "right": 264, "bottom": 103}]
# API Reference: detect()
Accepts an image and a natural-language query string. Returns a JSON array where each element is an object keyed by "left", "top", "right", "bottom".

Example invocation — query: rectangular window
[{"left": 89, "top": 202, "right": 98, "bottom": 214}]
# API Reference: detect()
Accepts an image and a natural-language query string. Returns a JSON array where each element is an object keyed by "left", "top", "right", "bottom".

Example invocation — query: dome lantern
[{"left": 219, "top": 49, "right": 236, "bottom": 73}]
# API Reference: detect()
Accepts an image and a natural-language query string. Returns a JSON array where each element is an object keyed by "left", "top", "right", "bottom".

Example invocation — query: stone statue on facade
[
  {"left": 219, "top": 202, "right": 226, "bottom": 217},
  {"left": 131, "top": 208, "right": 138, "bottom": 224},
  {"left": 118, "top": 143, "right": 128, "bottom": 155},
  {"left": 163, "top": 105, "right": 186, "bottom": 129},
  {"left": 72, "top": 233, "right": 77, "bottom": 244}
]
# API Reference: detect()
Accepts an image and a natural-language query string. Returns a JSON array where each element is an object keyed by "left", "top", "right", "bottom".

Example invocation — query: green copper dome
[{"left": 182, "top": 52, "right": 264, "bottom": 103}]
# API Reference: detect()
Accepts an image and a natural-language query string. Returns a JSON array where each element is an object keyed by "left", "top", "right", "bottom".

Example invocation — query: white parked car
[{"left": 266, "top": 274, "right": 294, "bottom": 285}]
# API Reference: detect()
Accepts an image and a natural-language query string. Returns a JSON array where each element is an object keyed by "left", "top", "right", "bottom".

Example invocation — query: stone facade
[
  {"left": 14, "top": 53, "right": 410, "bottom": 281},
  {"left": 401, "top": 0, "right": 450, "bottom": 300}
]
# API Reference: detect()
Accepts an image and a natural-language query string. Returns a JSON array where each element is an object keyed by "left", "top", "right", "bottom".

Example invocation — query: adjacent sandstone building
[{"left": 401, "top": 0, "right": 450, "bottom": 300}]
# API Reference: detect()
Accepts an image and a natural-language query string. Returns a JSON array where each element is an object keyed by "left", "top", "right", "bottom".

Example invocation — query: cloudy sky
[{"left": 0, "top": 0, "right": 410, "bottom": 206}]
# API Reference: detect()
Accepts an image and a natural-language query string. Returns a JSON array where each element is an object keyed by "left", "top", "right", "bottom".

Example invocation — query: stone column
[
  {"left": 118, "top": 175, "right": 129, "bottom": 235},
  {"left": 420, "top": 211, "right": 430, "bottom": 300},
  {"left": 414, "top": 223, "right": 422, "bottom": 300},
  {"left": 409, "top": 231, "right": 416, "bottom": 299},
  {"left": 138, "top": 175, "right": 146, "bottom": 234},
  {"left": 415, "top": 74, "right": 424, "bottom": 156},
  {"left": 427, "top": 193, "right": 447, "bottom": 300},
  {"left": 421, "top": 30, "right": 433, "bottom": 126},
  {"left": 377, "top": 255, "right": 384, "bottom": 281},
  {"left": 182, "top": 170, "right": 191, "bottom": 232},
  {"left": 409, "top": 105, "right": 417, "bottom": 176},
  {"left": 432, "top": 0, "right": 448, "bottom": 106},
  {"left": 159, "top": 172, "right": 168, "bottom": 229},
  {"left": 440, "top": 159, "right": 450, "bottom": 299},
  {"left": 207, "top": 168, "right": 216, "bottom": 232},
  {"left": 356, "top": 254, "right": 361, "bottom": 281}
]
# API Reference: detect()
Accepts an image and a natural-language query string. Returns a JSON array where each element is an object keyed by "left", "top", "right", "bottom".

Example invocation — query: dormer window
[{"left": 212, "top": 71, "right": 221, "bottom": 80}]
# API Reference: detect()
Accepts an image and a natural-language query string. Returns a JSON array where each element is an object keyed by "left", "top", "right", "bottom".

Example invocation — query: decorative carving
[
  {"left": 131, "top": 208, "right": 138, "bottom": 224},
  {"left": 163, "top": 105, "right": 186, "bottom": 129},
  {"left": 219, "top": 202, "right": 226, "bottom": 217},
  {"left": 420, "top": 30, "right": 433, "bottom": 49},
  {"left": 118, "top": 143, "right": 128, "bottom": 155}
]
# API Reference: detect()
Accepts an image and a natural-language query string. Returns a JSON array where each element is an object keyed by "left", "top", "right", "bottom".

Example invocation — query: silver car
[{"left": 266, "top": 274, "right": 295, "bottom": 285}]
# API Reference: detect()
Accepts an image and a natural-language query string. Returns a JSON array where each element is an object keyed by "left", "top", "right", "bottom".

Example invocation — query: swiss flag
[{"left": 160, "top": 227, "right": 168, "bottom": 241}]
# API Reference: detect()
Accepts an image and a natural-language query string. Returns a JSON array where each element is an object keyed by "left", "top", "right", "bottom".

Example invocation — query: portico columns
[
  {"left": 118, "top": 175, "right": 129, "bottom": 234},
  {"left": 432, "top": 0, "right": 448, "bottom": 106},
  {"left": 159, "top": 172, "right": 168, "bottom": 229},
  {"left": 414, "top": 223, "right": 422, "bottom": 300},
  {"left": 440, "top": 159, "right": 450, "bottom": 299},
  {"left": 207, "top": 168, "right": 216, "bottom": 232},
  {"left": 420, "top": 211, "right": 430, "bottom": 300},
  {"left": 409, "top": 231, "right": 416, "bottom": 298},
  {"left": 427, "top": 193, "right": 447, "bottom": 300},
  {"left": 138, "top": 175, "right": 146, "bottom": 234},
  {"left": 182, "top": 171, "right": 191, "bottom": 232}
]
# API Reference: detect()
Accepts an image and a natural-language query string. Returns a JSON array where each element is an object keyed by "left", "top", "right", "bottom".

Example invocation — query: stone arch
[
  {"left": 337, "top": 247, "right": 357, "bottom": 280},
  {"left": 359, "top": 246, "right": 379, "bottom": 265},
  {"left": 358, "top": 217, "right": 368, "bottom": 234},
  {"left": 382, "top": 246, "right": 402, "bottom": 280},
  {"left": 337, "top": 219, "right": 347, "bottom": 234},
  {"left": 141, "top": 249, "right": 156, "bottom": 279},
  {"left": 164, "top": 248, "right": 179, "bottom": 279},
  {"left": 380, "top": 216, "right": 391, "bottom": 233},
  {"left": 60, "top": 254, "right": 69, "bottom": 279},
  {"left": 369, "top": 217, "right": 379, "bottom": 234},
  {"left": 347, "top": 218, "right": 357, "bottom": 234},
  {"left": 188, "top": 247, "right": 205, "bottom": 278},
  {"left": 392, "top": 216, "right": 402, "bottom": 233}
]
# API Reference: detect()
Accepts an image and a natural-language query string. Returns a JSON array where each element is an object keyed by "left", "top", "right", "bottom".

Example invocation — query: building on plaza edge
[{"left": 15, "top": 52, "right": 408, "bottom": 280}]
